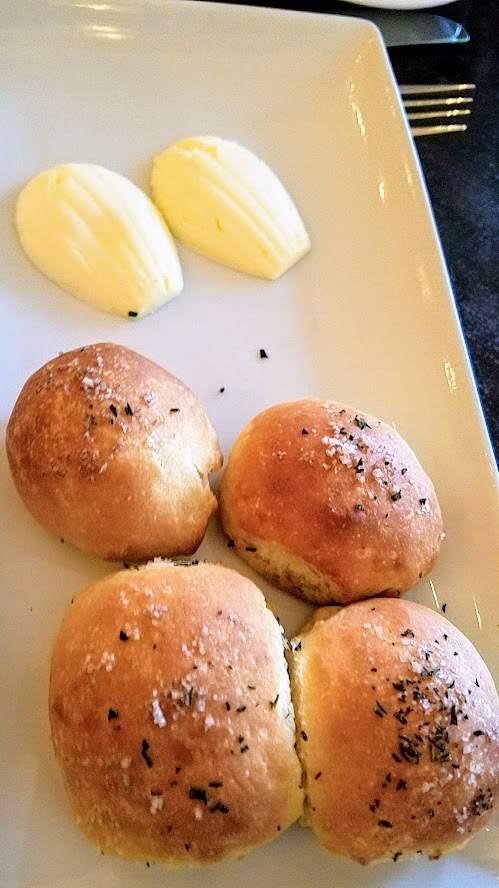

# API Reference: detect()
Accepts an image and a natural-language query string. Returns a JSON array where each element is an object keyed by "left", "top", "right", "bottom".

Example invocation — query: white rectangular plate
[{"left": 0, "top": 2, "right": 497, "bottom": 887}]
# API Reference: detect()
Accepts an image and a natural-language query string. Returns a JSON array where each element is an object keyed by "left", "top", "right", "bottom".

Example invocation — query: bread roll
[
  {"left": 6, "top": 343, "right": 222, "bottom": 561},
  {"left": 49, "top": 561, "right": 303, "bottom": 865},
  {"left": 289, "top": 598, "right": 498, "bottom": 864},
  {"left": 219, "top": 399, "right": 443, "bottom": 605}
]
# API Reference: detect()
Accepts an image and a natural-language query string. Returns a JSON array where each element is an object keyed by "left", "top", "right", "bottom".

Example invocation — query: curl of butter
[
  {"left": 15, "top": 163, "right": 184, "bottom": 318},
  {"left": 151, "top": 136, "right": 311, "bottom": 280}
]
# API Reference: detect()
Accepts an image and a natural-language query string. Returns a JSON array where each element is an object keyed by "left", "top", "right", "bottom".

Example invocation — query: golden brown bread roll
[
  {"left": 6, "top": 342, "right": 222, "bottom": 561},
  {"left": 219, "top": 399, "right": 443, "bottom": 605},
  {"left": 289, "top": 598, "right": 499, "bottom": 864},
  {"left": 48, "top": 561, "right": 303, "bottom": 865}
]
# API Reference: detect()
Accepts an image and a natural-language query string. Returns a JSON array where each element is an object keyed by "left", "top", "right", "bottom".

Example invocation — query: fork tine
[
  {"left": 399, "top": 84, "right": 476, "bottom": 136},
  {"left": 407, "top": 109, "right": 472, "bottom": 121},
  {"left": 411, "top": 124, "right": 468, "bottom": 136},
  {"left": 404, "top": 96, "right": 473, "bottom": 108},
  {"left": 400, "top": 83, "right": 476, "bottom": 95}
]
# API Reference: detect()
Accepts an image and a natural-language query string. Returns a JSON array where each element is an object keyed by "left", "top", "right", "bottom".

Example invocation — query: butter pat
[
  {"left": 151, "top": 136, "right": 311, "bottom": 280},
  {"left": 15, "top": 163, "right": 183, "bottom": 318}
]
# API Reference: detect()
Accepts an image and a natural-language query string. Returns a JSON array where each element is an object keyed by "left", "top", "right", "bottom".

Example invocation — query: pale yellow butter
[
  {"left": 15, "top": 163, "right": 184, "bottom": 318},
  {"left": 151, "top": 136, "right": 311, "bottom": 280}
]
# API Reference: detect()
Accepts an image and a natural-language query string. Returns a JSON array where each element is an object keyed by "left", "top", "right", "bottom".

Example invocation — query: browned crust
[
  {"left": 219, "top": 399, "right": 443, "bottom": 605},
  {"left": 48, "top": 561, "right": 303, "bottom": 865},
  {"left": 289, "top": 598, "right": 499, "bottom": 864},
  {"left": 6, "top": 343, "right": 223, "bottom": 560}
]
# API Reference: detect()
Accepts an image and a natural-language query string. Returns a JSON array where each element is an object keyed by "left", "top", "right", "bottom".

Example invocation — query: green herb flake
[
  {"left": 141, "top": 739, "right": 153, "bottom": 767},
  {"left": 473, "top": 790, "right": 493, "bottom": 812},
  {"left": 189, "top": 787, "right": 208, "bottom": 804},
  {"left": 210, "top": 802, "right": 229, "bottom": 814},
  {"left": 399, "top": 735, "right": 421, "bottom": 764},
  {"left": 374, "top": 700, "right": 388, "bottom": 718},
  {"left": 421, "top": 666, "right": 441, "bottom": 678},
  {"left": 354, "top": 416, "right": 371, "bottom": 430}
]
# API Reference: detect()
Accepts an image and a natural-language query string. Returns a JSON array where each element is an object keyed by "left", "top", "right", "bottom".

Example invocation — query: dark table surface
[
  {"left": 221, "top": 0, "right": 499, "bottom": 464},
  {"left": 387, "top": 0, "right": 499, "bottom": 465}
]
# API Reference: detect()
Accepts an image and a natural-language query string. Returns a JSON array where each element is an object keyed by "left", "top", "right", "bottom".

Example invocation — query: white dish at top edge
[{"left": 339, "top": 0, "right": 458, "bottom": 11}]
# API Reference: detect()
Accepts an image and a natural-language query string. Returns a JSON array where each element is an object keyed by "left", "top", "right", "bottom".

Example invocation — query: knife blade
[
  {"left": 212, "top": 2, "right": 470, "bottom": 48},
  {"left": 340, "top": 10, "right": 470, "bottom": 47}
]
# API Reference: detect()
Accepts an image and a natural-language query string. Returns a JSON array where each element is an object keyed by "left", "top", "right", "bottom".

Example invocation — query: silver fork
[{"left": 399, "top": 83, "right": 476, "bottom": 136}]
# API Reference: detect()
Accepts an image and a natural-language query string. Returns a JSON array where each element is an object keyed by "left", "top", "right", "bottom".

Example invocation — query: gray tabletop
[{"left": 388, "top": 0, "right": 499, "bottom": 464}]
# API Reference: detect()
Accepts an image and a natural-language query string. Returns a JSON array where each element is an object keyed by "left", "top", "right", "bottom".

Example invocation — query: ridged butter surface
[
  {"left": 15, "top": 163, "right": 184, "bottom": 318},
  {"left": 151, "top": 136, "right": 311, "bottom": 280}
]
